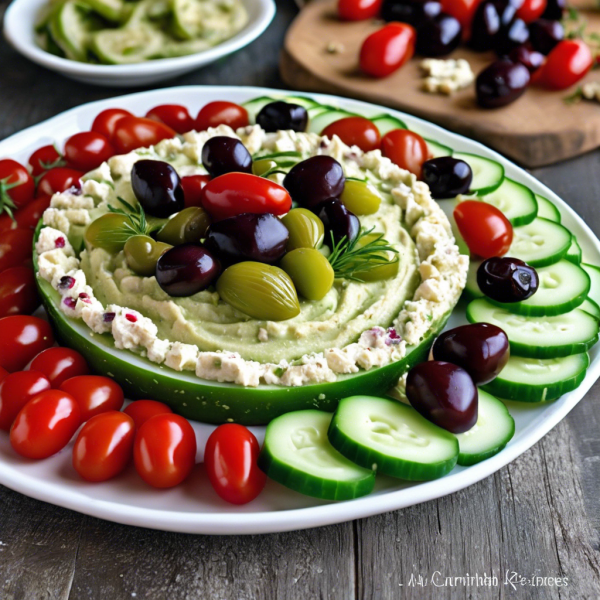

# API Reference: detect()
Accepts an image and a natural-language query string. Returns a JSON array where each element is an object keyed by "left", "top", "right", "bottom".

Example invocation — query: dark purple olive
[
  {"left": 155, "top": 244, "right": 220, "bottom": 297},
  {"left": 476, "top": 59, "right": 530, "bottom": 108},
  {"left": 283, "top": 156, "right": 345, "bottom": 210},
  {"left": 256, "top": 101, "right": 308, "bottom": 133},
  {"left": 131, "top": 160, "right": 184, "bottom": 218},
  {"left": 421, "top": 157, "right": 473, "bottom": 199},
  {"left": 416, "top": 13, "right": 462, "bottom": 57},
  {"left": 204, "top": 213, "right": 289, "bottom": 265},
  {"left": 381, "top": 0, "right": 441, "bottom": 26},
  {"left": 542, "top": 0, "right": 566, "bottom": 20},
  {"left": 468, "top": 0, "right": 501, "bottom": 51},
  {"left": 432, "top": 323, "right": 510, "bottom": 385},
  {"left": 496, "top": 0, "right": 517, "bottom": 26},
  {"left": 528, "top": 19, "right": 563, "bottom": 55},
  {"left": 508, "top": 44, "right": 544, "bottom": 73},
  {"left": 317, "top": 199, "right": 360, "bottom": 246},
  {"left": 406, "top": 361, "right": 478, "bottom": 433},
  {"left": 495, "top": 17, "right": 529, "bottom": 55},
  {"left": 201, "top": 136, "right": 252, "bottom": 178},
  {"left": 477, "top": 256, "right": 539, "bottom": 302}
]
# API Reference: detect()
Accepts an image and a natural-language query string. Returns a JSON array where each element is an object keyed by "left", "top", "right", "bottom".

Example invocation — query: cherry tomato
[
  {"left": 202, "top": 173, "right": 292, "bottom": 221},
  {"left": 112, "top": 117, "right": 177, "bottom": 154},
  {"left": 381, "top": 129, "right": 430, "bottom": 177},
  {"left": 73, "top": 411, "right": 135, "bottom": 482},
  {"left": 91, "top": 108, "right": 133, "bottom": 140},
  {"left": 0, "top": 266, "right": 39, "bottom": 318},
  {"left": 181, "top": 174, "right": 210, "bottom": 208},
  {"left": 0, "top": 367, "right": 7, "bottom": 384},
  {"left": 37, "top": 168, "right": 84, "bottom": 197},
  {"left": 196, "top": 101, "right": 250, "bottom": 131},
  {"left": 29, "top": 145, "right": 64, "bottom": 177},
  {"left": 146, "top": 105, "right": 195, "bottom": 134},
  {"left": 0, "top": 159, "right": 35, "bottom": 214},
  {"left": 454, "top": 200, "right": 513, "bottom": 258},
  {"left": 60, "top": 375, "right": 124, "bottom": 421},
  {"left": 123, "top": 399, "right": 173, "bottom": 429},
  {"left": 321, "top": 117, "right": 381, "bottom": 152},
  {"left": 30, "top": 347, "right": 89, "bottom": 387},
  {"left": 64, "top": 132, "right": 116, "bottom": 172},
  {"left": 0, "top": 370, "right": 51, "bottom": 431},
  {"left": 204, "top": 424, "right": 266, "bottom": 505},
  {"left": 338, "top": 0, "right": 382, "bottom": 20},
  {"left": 537, "top": 39, "right": 593, "bottom": 90},
  {"left": 360, "top": 23, "right": 416, "bottom": 78},
  {"left": 134, "top": 414, "right": 196, "bottom": 488},
  {"left": 0, "top": 196, "right": 52, "bottom": 233},
  {"left": 516, "top": 0, "right": 547, "bottom": 22},
  {"left": 0, "top": 228, "right": 34, "bottom": 272},
  {"left": 441, "top": 0, "right": 481, "bottom": 36},
  {"left": 10, "top": 389, "right": 81, "bottom": 459},
  {"left": 0, "top": 315, "right": 54, "bottom": 372}
]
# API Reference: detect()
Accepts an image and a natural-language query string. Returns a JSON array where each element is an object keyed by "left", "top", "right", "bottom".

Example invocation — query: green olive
[
  {"left": 281, "top": 208, "right": 325, "bottom": 251},
  {"left": 216, "top": 261, "right": 300, "bottom": 321},
  {"left": 252, "top": 159, "right": 277, "bottom": 176},
  {"left": 340, "top": 180, "right": 381, "bottom": 215},
  {"left": 351, "top": 233, "right": 399, "bottom": 282},
  {"left": 157, "top": 207, "right": 211, "bottom": 246},
  {"left": 280, "top": 248, "right": 334, "bottom": 301},
  {"left": 84, "top": 213, "right": 131, "bottom": 253},
  {"left": 124, "top": 235, "right": 172, "bottom": 277}
]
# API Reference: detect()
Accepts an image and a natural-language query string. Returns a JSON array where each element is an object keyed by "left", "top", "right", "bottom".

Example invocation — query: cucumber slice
[
  {"left": 371, "top": 114, "right": 407, "bottom": 135},
  {"left": 487, "top": 259, "right": 590, "bottom": 317},
  {"left": 456, "top": 390, "right": 514, "bottom": 466},
  {"left": 581, "top": 297, "right": 600, "bottom": 319},
  {"left": 483, "top": 353, "right": 589, "bottom": 403},
  {"left": 85, "top": 0, "right": 124, "bottom": 21},
  {"left": 91, "top": 25, "right": 164, "bottom": 64},
  {"left": 328, "top": 396, "right": 458, "bottom": 481},
  {"left": 582, "top": 263, "right": 600, "bottom": 307},
  {"left": 509, "top": 218, "right": 572, "bottom": 268},
  {"left": 258, "top": 410, "right": 375, "bottom": 500},
  {"left": 51, "top": 0, "right": 93, "bottom": 62},
  {"left": 242, "top": 96, "right": 276, "bottom": 123},
  {"left": 464, "top": 259, "right": 483, "bottom": 299},
  {"left": 172, "top": 0, "right": 209, "bottom": 40},
  {"left": 566, "top": 236, "right": 582, "bottom": 265},
  {"left": 424, "top": 138, "right": 453, "bottom": 158},
  {"left": 535, "top": 194, "right": 561, "bottom": 223},
  {"left": 284, "top": 96, "right": 322, "bottom": 109},
  {"left": 466, "top": 298, "right": 599, "bottom": 358},
  {"left": 309, "top": 108, "right": 356, "bottom": 135},
  {"left": 453, "top": 152, "right": 504, "bottom": 196},
  {"left": 477, "top": 178, "right": 538, "bottom": 227}
]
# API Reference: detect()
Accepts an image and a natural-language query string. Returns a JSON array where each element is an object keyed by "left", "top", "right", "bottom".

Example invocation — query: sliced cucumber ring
[
  {"left": 258, "top": 410, "right": 375, "bottom": 500},
  {"left": 51, "top": 0, "right": 93, "bottom": 62},
  {"left": 85, "top": 0, "right": 124, "bottom": 21},
  {"left": 284, "top": 95, "right": 323, "bottom": 109},
  {"left": 453, "top": 152, "right": 504, "bottom": 196},
  {"left": 566, "top": 236, "right": 582, "bottom": 265},
  {"left": 582, "top": 263, "right": 600, "bottom": 307},
  {"left": 535, "top": 194, "right": 561, "bottom": 223},
  {"left": 477, "top": 178, "right": 538, "bottom": 227},
  {"left": 242, "top": 96, "right": 276, "bottom": 123},
  {"left": 91, "top": 25, "right": 164, "bottom": 64},
  {"left": 371, "top": 114, "right": 407, "bottom": 134},
  {"left": 464, "top": 259, "right": 483, "bottom": 300},
  {"left": 328, "top": 396, "right": 458, "bottom": 481},
  {"left": 509, "top": 218, "right": 572, "bottom": 268},
  {"left": 581, "top": 297, "right": 600, "bottom": 320},
  {"left": 309, "top": 108, "right": 357, "bottom": 135},
  {"left": 424, "top": 138, "right": 453, "bottom": 158}
]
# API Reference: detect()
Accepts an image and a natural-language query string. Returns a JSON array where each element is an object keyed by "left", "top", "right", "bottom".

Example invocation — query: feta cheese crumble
[{"left": 420, "top": 59, "right": 474, "bottom": 95}]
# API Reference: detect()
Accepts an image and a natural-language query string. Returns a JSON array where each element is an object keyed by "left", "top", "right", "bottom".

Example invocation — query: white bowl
[{"left": 2, "top": 0, "right": 276, "bottom": 87}]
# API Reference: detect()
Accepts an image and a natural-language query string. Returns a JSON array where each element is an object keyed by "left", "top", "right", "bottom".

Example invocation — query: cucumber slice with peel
[
  {"left": 535, "top": 194, "right": 561, "bottom": 222},
  {"left": 85, "top": 0, "right": 124, "bottom": 21},
  {"left": 91, "top": 25, "right": 164, "bottom": 64},
  {"left": 424, "top": 138, "right": 453, "bottom": 158},
  {"left": 508, "top": 218, "right": 572, "bottom": 268},
  {"left": 371, "top": 114, "right": 407, "bottom": 134},
  {"left": 328, "top": 396, "right": 458, "bottom": 480},
  {"left": 476, "top": 178, "right": 538, "bottom": 227},
  {"left": 581, "top": 297, "right": 600, "bottom": 319},
  {"left": 582, "top": 263, "right": 600, "bottom": 307},
  {"left": 309, "top": 108, "right": 356, "bottom": 135},
  {"left": 258, "top": 410, "right": 375, "bottom": 500},
  {"left": 284, "top": 96, "right": 322, "bottom": 109},
  {"left": 464, "top": 259, "right": 483, "bottom": 300},
  {"left": 51, "top": 0, "right": 94, "bottom": 62},
  {"left": 566, "top": 236, "right": 582, "bottom": 264},
  {"left": 242, "top": 96, "right": 276, "bottom": 123},
  {"left": 456, "top": 390, "right": 514, "bottom": 466},
  {"left": 453, "top": 152, "right": 504, "bottom": 196}
]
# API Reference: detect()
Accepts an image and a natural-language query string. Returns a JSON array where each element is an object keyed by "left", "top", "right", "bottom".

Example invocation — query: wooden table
[{"left": 1, "top": 1, "right": 600, "bottom": 597}]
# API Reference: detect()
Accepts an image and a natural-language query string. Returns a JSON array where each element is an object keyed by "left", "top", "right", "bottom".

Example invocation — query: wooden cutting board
[{"left": 281, "top": 0, "right": 600, "bottom": 167}]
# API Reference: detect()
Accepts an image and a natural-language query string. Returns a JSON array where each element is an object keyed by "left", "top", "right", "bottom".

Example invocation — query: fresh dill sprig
[{"left": 107, "top": 197, "right": 153, "bottom": 237}]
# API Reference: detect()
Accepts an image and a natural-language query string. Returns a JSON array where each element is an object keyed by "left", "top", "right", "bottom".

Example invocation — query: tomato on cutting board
[
  {"left": 360, "top": 23, "right": 416, "bottom": 78},
  {"left": 537, "top": 39, "right": 593, "bottom": 90},
  {"left": 338, "top": 0, "right": 382, "bottom": 21}
]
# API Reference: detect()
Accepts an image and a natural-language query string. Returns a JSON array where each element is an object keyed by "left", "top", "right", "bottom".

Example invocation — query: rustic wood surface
[{"left": 1, "top": 0, "right": 600, "bottom": 598}]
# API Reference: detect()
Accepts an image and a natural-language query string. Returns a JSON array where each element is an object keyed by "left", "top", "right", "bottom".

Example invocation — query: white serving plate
[
  {"left": 2, "top": 0, "right": 275, "bottom": 87},
  {"left": 0, "top": 86, "right": 598, "bottom": 535}
]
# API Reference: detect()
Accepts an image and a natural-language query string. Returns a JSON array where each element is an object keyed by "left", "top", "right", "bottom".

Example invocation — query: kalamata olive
[
  {"left": 416, "top": 13, "right": 462, "bottom": 57},
  {"left": 468, "top": 0, "right": 501, "bottom": 51},
  {"left": 421, "top": 157, "right": 473, "bottom": 199},
  {"left": 204, "top": 213, "right": 289, "bottom": 265},
  {"left": 406, "top": 361, "right": 478, "bottom": 433},
  {"left": 381, "top": 0, "right": 441, "bottom": 27},
  {"left": 281, "top": 248, "right": 335, "bottom": 301},
  {"left": 124, "top": 235, "right": 172, "bottom": 277},
  {"left": 201, "top": 136, "right": 252, "bottom": 178},
  {"left": 477, "top": 256, "right": 539, "bottom": 302},
  {"left": 340, "top": 180, "right": 381, "bottom": 215},
  {"left": 542, "top": 0, "right": 566, "bottom": 21},
  {"left": 476, "top": 59, "right": 530, "bottom": 108},
  {"left": 157, "top": 207, "right": 211, "bottom": 246},
  {"left": 131, "top": 160, "right": 184, "bottom": 218},
  {"left": 495, "top": 18, "right": 529, "bottom": 55},
  {"left": 256, "top": 101, "right": 308, "bottom": 133},
  {"left": 317, "top": 199, "right": 360, "bottom": 246},
  {"left": 508, "top": 44, "right": 544, "bottom": 73},
  {"left": 281, "top": 208, "right": 325, "bottom": 251},
  {"left": 432, "top": 323, "right": 510, "bottom": 385},
  {"left": 155, "top": 244, "right": 220, "bottom": 297},
  {"left": 528, "top": 19, "right": 563, "bottom": 55},
  {"left": 283, "top": 156, "right": 345, "bottom": 210}
]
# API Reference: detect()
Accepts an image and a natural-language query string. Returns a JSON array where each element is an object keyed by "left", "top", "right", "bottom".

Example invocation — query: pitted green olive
[
  {"left": 157, "top": 207, "right": 211, "bottom": 246},
  {"left": 124, "top": 235, "right": 172, "bottom": 277},
  {"left": 252, "top": 159, "right": 277, "bottom": 176},
  {"left": 281, "top": 208, "right": 325, "bottom": 251},
  {"left": 351, "top": 233, "right": 399, "bottom": 282},
  {"left": 280, "top": 248, "right": 334, "bottom": 301},
  {"left": 84, "top": 213, "right": 131, "bottom": 253},
  {"left": 340, "top": 180, "right": 381, "bottom": 215}
]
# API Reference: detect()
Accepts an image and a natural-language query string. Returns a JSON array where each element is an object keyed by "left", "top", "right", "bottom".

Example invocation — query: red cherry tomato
[
  {"left": 196, "top": 101, "right": 250, "bottom": 131},
  {"left": 516, "top": 0, "right": 547, "bottom": 22},
  {"left": 0, "top": 370, "right": 51, "bottom": 431},
  {"left": 0, "top": 228, "right": 34, "bottom": 272},
  {"left": 112, "top": 117, "right": 177, "bottom": 154},
  {"left": 37, "top": 168, "right": 84, "bottom": 197},
  {"left": 360, "top": 23, "right": 416, "bottom": 78},
  {"left": 30, "top": 347, "right": 89, "bottom": 388},
  {"left": 92, "top": 108, "right": 133, "bottom": 140},
  {"left": 201, "top": 173, "right": 292, "bottom": 221},
  {"left": 10, "top": 389, "right": 81, "bottom": 459},
  {"left": 0, "top": 266, "right": 39, "bottom": 318},
  {"left": 123, "top": 399, "right": 173, "bottom": 429},
  {"left": 338, "top": 0, "right": 382, "bottom": 20},
  {"left": 454, "top": 200, "right": 513, "bottom": 258},
  {"left": 146, "top": 104, "right": 195, "bottom": 134},
  {"left": 537, "top": 39, "right": 593, "bottom": 90},
  {"left": 0, "top": 315, "right": 54, "bottom": 372},
  {"left": 181, "top": 175, "right": 210, "bottom": 208},
  {"left": 441, "top": 0, "right": 481, "bottom": 36},
  {"left": 381, "top": 129, "right": 430, "bottom": 177},
  {"left": 0, "top": 159, "right": 35, "bottom": 213},
  {"left": 29, "top": 145, "right": 64, "bottom": 177},
  {"left": 0, "top": 196, "right": 52, "bottom": 233},
  {"left": 60, "top": 375, "right": 124, "bottom": 422},
  {"left": 321, "top": 116, "right": 382, "bottom": 152},
  {"left": 0, "top": 367, "right": 7, "bottom": 384},
  {"left": 73, "top": 411, "right": 135, "bottom": 482},
  {"left": 204, "top": 424, "right": 266, "bottom": 505},
  {"left": 134, "top": 414, "right": 196, "bottom": 488},
  {"left": 64, "top": 132, "right": 116, "bottom": 172}
]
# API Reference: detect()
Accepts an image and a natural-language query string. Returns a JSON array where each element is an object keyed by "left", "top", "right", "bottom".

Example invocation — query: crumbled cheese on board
[{"left": 420, "top": 58, "right": 474, "bottom": 94}]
